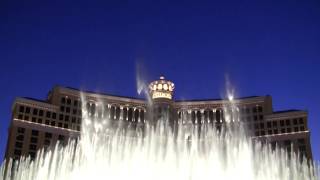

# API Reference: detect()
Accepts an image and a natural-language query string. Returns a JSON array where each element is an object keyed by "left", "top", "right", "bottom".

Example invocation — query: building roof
[
  {"left": 175, "top": 95, "right": 264, "bottom": 102},
  {"left": 273, "top": 109, "right": 306, "bottom": 114},
  {"left": 22, "top": 97, "right": 49, "bottom": 104},
  {"left": 64, "top": 86, "right": 146, "bottom": 101},
  {"left": 62, "top": 86, "right": 269, "bottom": 103}
]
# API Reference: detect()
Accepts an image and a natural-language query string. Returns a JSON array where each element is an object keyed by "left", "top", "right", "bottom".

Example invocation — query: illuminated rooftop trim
[{"left": 149, "top": 76, "right": 175, "bottom": 100}]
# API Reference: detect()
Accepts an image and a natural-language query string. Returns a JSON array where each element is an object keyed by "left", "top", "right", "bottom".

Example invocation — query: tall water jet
[{"left": 135, "top": 61, "right": 153, "bottom": 106}]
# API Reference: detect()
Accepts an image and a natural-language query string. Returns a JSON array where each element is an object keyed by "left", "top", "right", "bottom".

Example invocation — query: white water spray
[{"left": 0, "top": 85, "right": 319, "bottom": 180}]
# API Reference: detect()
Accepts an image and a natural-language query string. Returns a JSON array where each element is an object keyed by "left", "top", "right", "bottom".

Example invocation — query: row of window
[
  {"left": 180, "top": 106, "right": 263, "bottom": 117},
  {"left": 279, "top": 118, "right": 304, "bottom": 126},
  {"left": 14, "top": 127, "right": 66, "bottom": 158},
  {"left": 254, "top": 126, "right": 305, "bottom": 136},
  {"left": 19, "top": 106, "right": 57, "bottom": 119},
  {"left": 240, "top": 106, "right": 263, "bottom": 114},
  {"left": 60, "top": 105, "right": 81, "bottom": 116},
  {"left": 85, "top": 104, "right": 146, "bottom": 122},
  {"left": 271, "top": 138, "right": 306, "bottom": 146},
  {"left": 61, "top": 97, "right": 81, "bottom": 107},
  {"left": 179, "top": 110, "right": 224, "bottom": 122},
  {"left": 179, "top": 109, "right": 265, "bottom": 123},
  {"left": 18, "top": 105, "right": 83, "bottom": 125},
  {"left": 252, "top": 119, "right": 305, "bottom": 130},
  {"left": 18, "top": 113, "right": 81, "bottom": 123},
  {"left": 61, "top": 96, "right": 265, "bottom": 115},
  {"left": 17, "top": 114, "right": 81, "bottom": 131}
]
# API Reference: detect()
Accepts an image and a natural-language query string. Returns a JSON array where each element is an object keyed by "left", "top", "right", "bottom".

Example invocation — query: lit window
[
  {"left": 287, "top": 128, "right": 292, "bottom": 133},
  {"left": 45, "top": 133, "right": 52, "bottom": 138},
  {"left": 30, "top": 137, "right": 38, "bottom": 143},
  {"left": 44, "top": 139, "right": 50, "bottom": 145},
  {"left": 46, "top": 111, "right": 51, "bottom": 118},
  {"left": 39, "top": 110, "right": 44, "bottom": 116},
  {"left": 14, "top": 149, "right": 21, "bottom": 156},
  {"left": 17, "top": 127, "right": 25, "bottom": 133},
  {"left": 16, "top": 135, "right": 24, "bottom": 141},
  {"left": 19, "top": 106, "right": 25, "bottom": 113},
  {"left": 31, "top": 130, "right": 39, "bottom": 136},
  {"left": 267, "top": 122, "right": 271, "bottom": 128},
  {"left": 74, "top": 100, "right": 78, "bottom": 106},
  {"left": 33, "top": 109, "right": 38, "bottom": 115},
  {"left": 273, "top": 129, "right": 278, "bottom": 134},
  {"left": 299, "top": 118, "right": 304, "bottom": 124},
  {"left": 58, "top": 135, "right": 65, "bottom": 141},
  {"left": 15, "top": 142, "right": 23, "bottom": 148},
  {"left": 285, "top": 119, "right": 290, "bottom": 126},
  {"left": 29, "top": 144, "right": 37, "bottom": 150},
  {"left": 61, "top": 97, "right": 66, "bottom": 104},
  {"left": 272, "top": 121, "right": 277, "bottom": 127},
  {"left": 52, "top": 113, "right": 56, "bottom": 119}
]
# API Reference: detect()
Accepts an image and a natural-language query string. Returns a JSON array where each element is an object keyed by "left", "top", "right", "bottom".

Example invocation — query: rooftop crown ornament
[{"left": 148, "top": 76, "right": 175, "bottom": 100}]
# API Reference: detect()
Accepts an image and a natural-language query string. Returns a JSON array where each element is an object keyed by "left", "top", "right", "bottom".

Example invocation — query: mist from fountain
[{"left": 0, "top": 81, "right": 319, "bottom": 180}]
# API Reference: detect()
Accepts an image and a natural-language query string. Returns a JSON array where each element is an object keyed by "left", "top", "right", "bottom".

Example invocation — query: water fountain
[{"left": 0, "top": 76, "right": 319, "bottom": 180}]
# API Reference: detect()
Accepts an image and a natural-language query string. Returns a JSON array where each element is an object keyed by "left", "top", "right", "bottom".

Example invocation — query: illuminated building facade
[{"left": 4, "top": 76, "right": 313, "bottom": 160}]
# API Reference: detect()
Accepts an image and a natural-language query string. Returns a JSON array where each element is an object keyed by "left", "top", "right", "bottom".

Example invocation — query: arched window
[
  {"left": 104, "top": 105, "right": 109, "bottom": 119},
  {"left": 115, "top": 106, "right": 120, "bottom": 120},
  {"left": 128, "top": 108, "right": 133, "bottom": 122},
  {"left": 209, "top": 110, "right": 214, "bottom": 123},
  {"left": 221, "top": 110, "right": 224, "bottom": 122},
  {"left": 191, "top": 111, "right": 196, "bottom": 124},
  {"left": 140, "top": 110, "right": 144, "bottom": 123},
  {"left": 110, "top": 106, "right": 115, "bottom": 120},
  {"left": 196, "top": 111, "right": 202, "bottom": 123},
  {"left": 90, "top": 103, "right": 96, "bottom": 116},
  {"left": 134, "top": 109, "right": 139, "bottom": 122},
  {"left": 204, "top": 110, "right": 208, "bottom": 122},
  {"left": 216, "top": 109, "right": 221, "bottom": 122},
  {"left": 86, "top": 103, "right": 90, "bottom": 115},
  {"left": 97, "top": 105, "right": 103, "bottom": 118},
  {"left": 123, "top": 108, "right": 127, "bottom": 120}
]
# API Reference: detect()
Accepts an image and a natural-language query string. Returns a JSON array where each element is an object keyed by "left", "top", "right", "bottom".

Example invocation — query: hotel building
[{"left": 4, "top": 76, "right": 313, "bottom": 160}]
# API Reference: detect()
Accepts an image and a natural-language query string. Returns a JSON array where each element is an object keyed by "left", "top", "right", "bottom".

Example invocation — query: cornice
[{"left": 13, "top": 97, "right": 59, "bottom": 111}]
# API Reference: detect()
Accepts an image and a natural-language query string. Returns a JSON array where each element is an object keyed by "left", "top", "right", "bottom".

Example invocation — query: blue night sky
[{"left": 0, "top": 0, "right": 319, "bottom": 161}]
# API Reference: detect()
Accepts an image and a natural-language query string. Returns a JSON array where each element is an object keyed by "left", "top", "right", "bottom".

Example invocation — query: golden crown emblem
[{"left": 148, "top": 76, "right": 175, "bottom": 99}]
